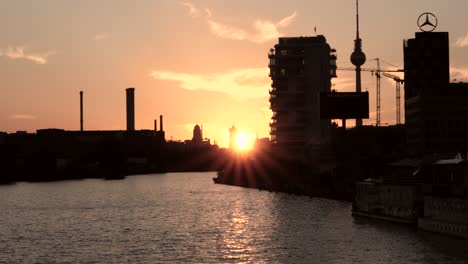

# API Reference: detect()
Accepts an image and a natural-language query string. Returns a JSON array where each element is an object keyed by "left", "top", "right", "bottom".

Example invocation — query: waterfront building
[
  {"left": 404, "top": 32, "right": 468, "bottom": 156},
  {"left": 353, "top": 159, "right": 423, "bottom": 224},
  {"left": 268, "top": 36, "right": 337, "bottom": 159},
  {"left": 418, "top": 154, "right": 468, "bottom": 239}
]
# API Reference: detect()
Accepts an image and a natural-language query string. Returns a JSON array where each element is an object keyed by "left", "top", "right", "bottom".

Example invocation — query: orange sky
[{"left": 1, "top": 0, "right": 468, "bottom": 147}]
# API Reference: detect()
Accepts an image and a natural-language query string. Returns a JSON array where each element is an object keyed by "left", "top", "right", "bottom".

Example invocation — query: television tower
[{"left": 350, "top": 0, "right": 366, "bottom": 127}]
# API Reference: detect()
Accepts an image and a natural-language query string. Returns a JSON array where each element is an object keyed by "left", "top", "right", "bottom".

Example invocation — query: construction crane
[
  {"left": 382, "top": 72, "right": 404, "bottom": 125},
  {"left": 337, "top": 58, "right": 403, "bottom": 126}
]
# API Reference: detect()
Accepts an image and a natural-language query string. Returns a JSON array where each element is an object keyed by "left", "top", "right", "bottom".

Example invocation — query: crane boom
[
  {"left": 382, "top": 72, "right": 404, "bottom": 82},
  {"left": 337, "top": 67, "right": 403, "bottom": 72},
  {"left": 336, "top": 61, "right": 404, "bottom": 126}
]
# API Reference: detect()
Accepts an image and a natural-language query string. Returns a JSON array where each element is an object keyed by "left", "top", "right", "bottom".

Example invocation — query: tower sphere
[{"left": 351, "top": 50, "right": 366, "bottom": 66}]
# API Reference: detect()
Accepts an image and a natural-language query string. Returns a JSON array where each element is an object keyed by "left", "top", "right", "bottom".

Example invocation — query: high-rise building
[
  {"left": 268, "top": 36, "right": 337, "bottom": 158},
  {"left": 404, "top": 32, "right": 449, "bottom": 99},
  {"left": 404, "top": 32, "right": 468, "bottom": 155}
]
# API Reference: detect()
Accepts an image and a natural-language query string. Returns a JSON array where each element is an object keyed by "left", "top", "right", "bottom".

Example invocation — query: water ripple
[{"left": 0, "top": 172, "right": 467, "bottom": 263}]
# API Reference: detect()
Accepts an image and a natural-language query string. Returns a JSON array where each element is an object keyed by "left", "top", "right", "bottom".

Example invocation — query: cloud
[
  {"left": 331, "top": 77, "right": 355, "bottom": 92},
  {"left": 277, "top": 11, "right": 297, "bottom": 28},
  {"left": 207, "top": 12, "right": 297, "bottom": 43},
  {"left": 180, "top": 1, "right": 211, "bottom": 18},
  {"left": 9, "top": 114, "right": 36, "bottom": 120},
  {"left": 450, "top": 67, "right": 468, "bottom": 81},
  {"left": 0, "top": 46, "right": 53, "bottom": 64},
  {"left": 455, "top": 33, "right": 468, "bottom": 48},
  {"left": 181, "top": 2, "right": 297, "bottom": 43},
  {"left": 207, "top": 20, "right": 247, "bottom": 41},
  {"left": 151, "top": 68, "right": 270, "bottom": 100},
  {"left": 94, "top": 33, "right": 111, "bottom": 41}
]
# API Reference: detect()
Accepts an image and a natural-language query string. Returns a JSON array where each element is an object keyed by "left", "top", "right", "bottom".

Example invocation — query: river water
[{"left": 0, "top": 172, "right": 467, "bottom": 263}]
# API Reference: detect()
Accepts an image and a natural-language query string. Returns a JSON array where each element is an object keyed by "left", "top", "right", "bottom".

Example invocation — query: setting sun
[{"left": 235, "top": 131, "right": 255, "bottom": 152}]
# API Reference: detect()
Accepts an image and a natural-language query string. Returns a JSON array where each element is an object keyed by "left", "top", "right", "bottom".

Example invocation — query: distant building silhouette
[
  {"left": 268, "top": 36, "right": 337, "bottom": 158},
  {"left": 404, "top": 32, "right": 468, "bottom": 155},
  {"left": 192, "top": 124, "right": 203, "bottom": 144},
  {"left": 126, "top": 88, "right": 135, "bottom": 131},
  {"left": 229, "top": 125, "right": 237, "bottom": 151},
  {"left": 80, "top": 91, "right": 84, "bottom": 131},
  {"left": 159, "top": 115, "right": 164, "bottom": 132}
]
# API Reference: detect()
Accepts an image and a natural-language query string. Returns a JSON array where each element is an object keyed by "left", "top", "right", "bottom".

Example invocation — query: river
[{"left": 0, "top": 172, "right": 467, "bottom": 263}]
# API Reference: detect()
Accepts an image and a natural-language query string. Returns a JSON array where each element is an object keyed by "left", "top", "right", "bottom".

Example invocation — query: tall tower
[
  {"left": 229, "top": 125, "right": 237, "bottom": 151},
  {"left": 350, "top": 0, "right": 366, "bottom": 127}
]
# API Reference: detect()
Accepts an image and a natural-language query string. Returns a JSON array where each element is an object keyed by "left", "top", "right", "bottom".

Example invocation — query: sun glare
[{"left": 235, "top": 132, "right": 254, "bottom": 152}]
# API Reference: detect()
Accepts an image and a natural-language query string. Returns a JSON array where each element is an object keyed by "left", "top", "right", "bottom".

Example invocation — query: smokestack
[
  {"left": 154, "top": 119, "right": 157, "bottom": 131},
  {"left": 126, "top": 88, "right": 135, "bottom": 131},
  {"left": 159, "top": 115, "right": 163, "bottom": 132},
  {"left": 80, "top": 91, "right": 84, "bottom": 131}
]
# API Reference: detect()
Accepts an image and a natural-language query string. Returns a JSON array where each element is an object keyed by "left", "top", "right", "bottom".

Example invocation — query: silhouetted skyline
[{"left": 1, "top": 1, "right": 468, "bottom": 147}]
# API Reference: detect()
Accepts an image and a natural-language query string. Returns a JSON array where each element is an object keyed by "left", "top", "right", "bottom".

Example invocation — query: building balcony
[
  {"left": 270, "top": 104, "right": 306, "bottom": 111},
  {"left": 270, "top": 122, "right": 306, "bottom": 130},
  {"left": 270, "top": 97, "right": 307, "bottom": 108}
]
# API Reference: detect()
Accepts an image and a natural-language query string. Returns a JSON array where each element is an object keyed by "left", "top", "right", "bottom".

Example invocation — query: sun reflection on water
[{"left": 219, "top": 204, "right": 258, "bottom": 263}]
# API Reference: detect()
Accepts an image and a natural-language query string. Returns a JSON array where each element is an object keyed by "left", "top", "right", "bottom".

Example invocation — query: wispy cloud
[
  {"left": 151, "top": 68, "right": 270, "bottom": 99},
  {"left": 180, "top": 1, "right": 211, "bottom": 18},
  {"left": 181, "top": 1, "right": 297, "bottom": 43},
  {"left": 0, "top": 46, "right": 53, "bottom": 64},
  {"left": 9, "top": 114, "right": 36, "bottom": 120},
  {"left": 455, "top": 33, "right": 468, "bottom": 48},
  {"left": 450, "top": 66, "right": 468, "bottom": 81},
  {"left": 332, "top": 76, "right": 355, "bottom": 92},
  {"left": 94, "top": 33, "right": 111, "bottom": 41},
  {"left": 207, "top": 20, "right": 247, "bottom": 41},
  {"left": 277, "top": 12, "right": 297, "bottom": 28}
]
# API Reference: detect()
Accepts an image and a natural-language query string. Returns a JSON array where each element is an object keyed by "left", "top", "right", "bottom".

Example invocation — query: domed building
[{"left": 192, "top": 124, "right": 203, "bottom": 144}]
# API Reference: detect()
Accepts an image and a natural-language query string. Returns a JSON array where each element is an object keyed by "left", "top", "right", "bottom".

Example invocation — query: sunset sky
[{"left": 2, "top": 0, "right": 468, "bottom": 147}]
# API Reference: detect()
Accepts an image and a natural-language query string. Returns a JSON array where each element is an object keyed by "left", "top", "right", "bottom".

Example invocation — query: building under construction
[{"left": 268, "top": 35, "right": 337, "bottom": 162}]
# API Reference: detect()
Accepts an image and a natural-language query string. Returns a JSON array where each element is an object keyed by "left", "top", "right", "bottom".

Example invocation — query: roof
[
  {"left": 359, "top": 178, "right": 382, "bottom": 184},
  {"left": 433, "top": 153, "right": 466, "bottom": 165},
  {"left": 388, "top": 159, "right": 421, "bottom": 167}
]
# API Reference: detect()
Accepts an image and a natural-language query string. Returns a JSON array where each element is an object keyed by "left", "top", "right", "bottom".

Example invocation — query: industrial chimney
[
  {"left": 159, "top": 115, "right": 163, "bottom": 132},
  {"left": 126, "top": 88, "right": 135, "bottom": 131},
  {"left": 80, "top": 91, "right": 84, "bottom": 131}
]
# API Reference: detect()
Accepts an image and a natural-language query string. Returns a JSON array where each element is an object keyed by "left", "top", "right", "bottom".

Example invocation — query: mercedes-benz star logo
[{"left": 418, "top": 12, "right": 438, "bottom": 32}]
